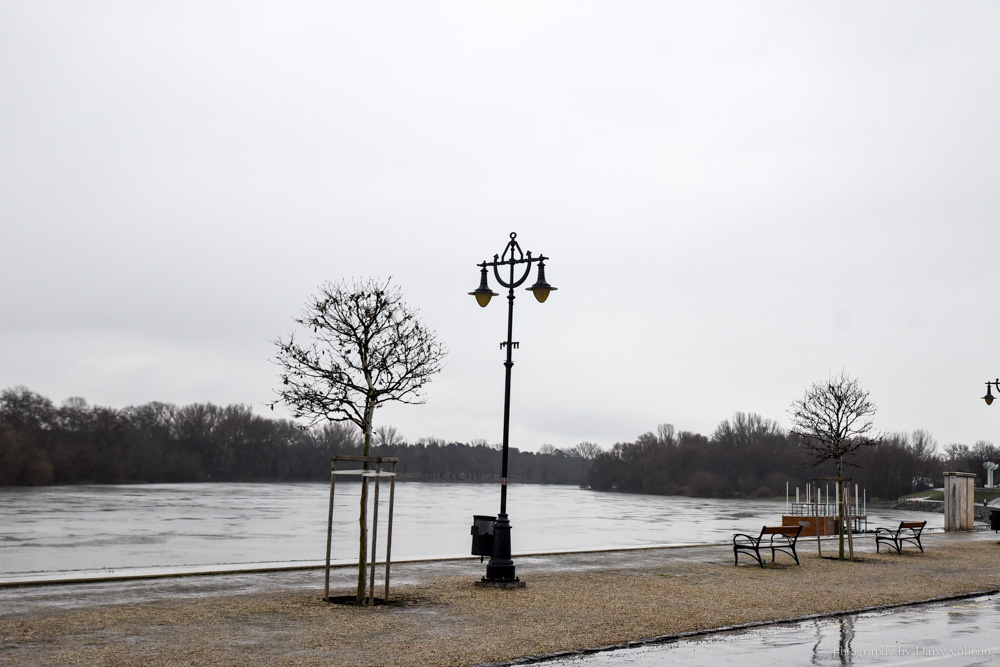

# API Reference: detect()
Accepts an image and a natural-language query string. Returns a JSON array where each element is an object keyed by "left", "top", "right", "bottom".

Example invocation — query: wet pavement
[{"left": 542, "top": 594, "right": 1000, "bottom": 666}]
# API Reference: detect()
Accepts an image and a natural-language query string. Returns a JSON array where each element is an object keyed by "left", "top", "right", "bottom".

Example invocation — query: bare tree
[
  {"left": 573, "top": 441, "right": 603, "bottom": 459},
  {"left": 713, "top": 412, "right": 784, "bottom": 448},
  {"left": 788, "top": 372, "right": 882, "bottom": 559},
  {"left": 909, "top": 429, "right": 939, "bottom": 460},
  {"left": 375, "top": 425, "right": 403, "bottom": 448},
  {"left": 271, "top": 278, "right": 447, "bottom": 602},
  {"left": 315, "top": 422, "right": 361, "bottom": 450},
  {"left": 971, "top": 440, "right": 999, "bottom": 484},
  {"left": 656, "top": 423, "right": 676, "bottom": 447}
]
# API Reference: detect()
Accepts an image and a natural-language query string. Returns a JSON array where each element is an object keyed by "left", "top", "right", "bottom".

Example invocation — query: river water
[{"left": 0, "top": 482, "right": 945, "bottom": 579}]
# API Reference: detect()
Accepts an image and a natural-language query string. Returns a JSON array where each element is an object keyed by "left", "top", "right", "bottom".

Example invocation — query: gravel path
[{"left": 2, "top": 531, "right": 999, "bottom": 666}]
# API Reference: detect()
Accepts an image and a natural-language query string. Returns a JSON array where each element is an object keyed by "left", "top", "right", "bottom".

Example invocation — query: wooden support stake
[
  {"left": 324, "top": 462, "right": 336, "bottom": 601},
  {"left": 843, "top": 486, "right": 854, "bottom": 561},
  {"left": 369, "top": 459, "right": 381, "bottom": 607},
  {"left": 815, "top": 499, "right": 822, "bottom": 558},
  {"left": 384, "top": 460, "right": 396, "bottom": 603},
  {"left": 324, "top": 456, "right": 399, "bottom": 606}
]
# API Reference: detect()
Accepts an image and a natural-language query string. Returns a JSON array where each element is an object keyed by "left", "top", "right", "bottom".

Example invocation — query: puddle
[{"left": 543, "top": 595, "right": 1000, "bottom": 666}]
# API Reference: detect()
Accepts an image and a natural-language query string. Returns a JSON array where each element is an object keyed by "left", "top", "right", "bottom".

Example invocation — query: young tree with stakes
[
  {"left": 788, "top": 372, "right": 883, "bottom": 560},
  {"left": 271, "top": 278, "right": 446, "bottom": 602}
]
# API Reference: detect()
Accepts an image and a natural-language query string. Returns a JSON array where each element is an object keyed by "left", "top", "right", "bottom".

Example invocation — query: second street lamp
[{"left": 470, "top": 232, "right": 556, "bottom": 587}]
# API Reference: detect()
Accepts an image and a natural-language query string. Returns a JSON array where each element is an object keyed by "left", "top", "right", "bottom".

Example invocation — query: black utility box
[{"left": 990, "top": 509, "right": 1000, "bottom": 531}]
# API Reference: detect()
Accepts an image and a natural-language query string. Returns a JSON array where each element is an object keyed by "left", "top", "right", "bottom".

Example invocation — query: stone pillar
[{"left": 943, "top": 472, "right": 977, "bottom": 531}]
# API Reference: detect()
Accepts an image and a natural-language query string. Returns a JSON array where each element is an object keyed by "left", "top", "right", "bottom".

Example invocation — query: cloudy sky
[{"left": 3, "top": 2, "right": 1000, "bottom": 454}]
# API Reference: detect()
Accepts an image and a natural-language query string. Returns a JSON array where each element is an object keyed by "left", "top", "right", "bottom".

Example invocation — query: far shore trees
[
  {"left": 271, "top": 278, "right": 447, "bottom": 603},
  {"left": 788, "top": 372, "right": 883, "bottom": 560},
  {"left": 0, "top": 390, "right": 947, "bottom": 502}
]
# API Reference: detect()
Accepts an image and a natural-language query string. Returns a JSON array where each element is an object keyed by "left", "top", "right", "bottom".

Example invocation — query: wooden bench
[
  {"left": 875, "top": 521, "right": 926, "bottom": 555},
  {"left": 733, "top": 525, "right": 802, "bottom": 568}
]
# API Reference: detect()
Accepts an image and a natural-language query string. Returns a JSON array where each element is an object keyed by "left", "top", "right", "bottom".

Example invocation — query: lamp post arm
[{"left": 475, "top": 233, "right": 546, "bottom": 291}]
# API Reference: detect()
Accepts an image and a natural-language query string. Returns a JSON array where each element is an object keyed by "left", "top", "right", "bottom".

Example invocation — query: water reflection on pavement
[{"left": 544, "top": 595, "right": 1000, "bottom": 666}]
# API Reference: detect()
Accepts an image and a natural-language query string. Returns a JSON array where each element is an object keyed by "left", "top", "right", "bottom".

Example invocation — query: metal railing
[{"left": 786, "top": 503, "right": 868, "bottom": 533}]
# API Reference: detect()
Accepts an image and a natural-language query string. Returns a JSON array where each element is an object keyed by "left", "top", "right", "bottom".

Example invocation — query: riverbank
[
  {"left": 2, "top": 531, "right": 999, "bottom": 666},
  {"left": 893, "top": 497, "right": 998, "bottom": 521}
]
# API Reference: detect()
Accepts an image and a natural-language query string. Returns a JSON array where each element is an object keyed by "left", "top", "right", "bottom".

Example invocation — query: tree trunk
[
  {"left": 356, "top": 401, "right": 375, "bottom": 603},
  {"left": 356, "top": 478, "right": 368, "bottom": 603}
]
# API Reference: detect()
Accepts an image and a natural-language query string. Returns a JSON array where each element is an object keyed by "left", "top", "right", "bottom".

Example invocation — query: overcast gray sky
[{"left": 3, "top": 2, "right": 1000, "bottom": 454}]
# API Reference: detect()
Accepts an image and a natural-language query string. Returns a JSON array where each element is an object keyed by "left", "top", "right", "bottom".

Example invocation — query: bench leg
[
  {"left": 734, "top": 547, "right": 764, "bottom": 568},
  {"left": 769, "top": 547, "right": 800, "bottom": 566},
  {"left": 876, "top": 539, "right": 899, "bottom": 555}
]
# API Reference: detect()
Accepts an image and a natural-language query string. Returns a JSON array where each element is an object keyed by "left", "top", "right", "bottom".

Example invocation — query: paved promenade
[{"left": 2, "top": 530, "right": 998, "bottom": 665}]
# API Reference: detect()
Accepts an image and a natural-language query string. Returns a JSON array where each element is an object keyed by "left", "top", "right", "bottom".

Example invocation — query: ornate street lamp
[
  {"left": 983, "top": 379, "right": 1000, "bottom": 405},
  {"left": 469, "top": 232, "right": 556, "bottom": 587}
]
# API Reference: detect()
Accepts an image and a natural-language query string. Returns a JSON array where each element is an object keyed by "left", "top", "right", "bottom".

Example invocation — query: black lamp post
[
  {"left": 470, "top": 232, "right": 555, "bottom": 587},
  {"left": 984, "top": 379, "right": 1000, "bottom": 405}
]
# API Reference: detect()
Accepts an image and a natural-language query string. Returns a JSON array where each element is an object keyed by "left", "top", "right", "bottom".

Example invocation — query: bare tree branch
[
  {"left": 270, "top": 278, "right": 447, "bottom": 441},
  {"left": 788, "top": 372, "right": 882, "bottom": 469}
]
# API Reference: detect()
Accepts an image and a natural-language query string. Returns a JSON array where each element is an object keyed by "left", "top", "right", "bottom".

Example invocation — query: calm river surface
[{"left": 0, "top": 482, "right": 944, "bottom": 578}]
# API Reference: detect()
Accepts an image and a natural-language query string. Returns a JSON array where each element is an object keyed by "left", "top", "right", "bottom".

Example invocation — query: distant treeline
[
  {"left": 0, "top": 387, "right": 589, "bottom": 487},
  {"left": 3, "top": 388, "right": 995, "bottom": 501},
  {"left": 587, "top": 415, "right": 998, "bottom": 501}
]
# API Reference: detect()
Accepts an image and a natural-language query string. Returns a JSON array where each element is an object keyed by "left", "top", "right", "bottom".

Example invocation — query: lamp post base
[
  {"left": 476, "top": 578, "right": 526, "bottom": 589},
  {"left": 477, "top": 512, "right": 525, "bottom": 588}
]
